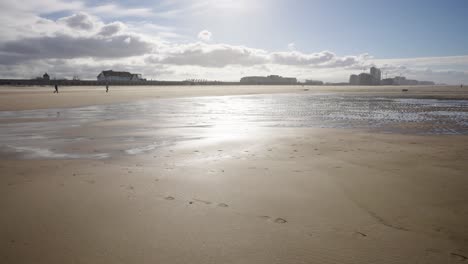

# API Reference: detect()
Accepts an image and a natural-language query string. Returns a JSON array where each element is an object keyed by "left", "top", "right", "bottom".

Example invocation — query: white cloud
[
  {"left": 288, "top": 42, "right": 296, "bottom": 51},
  {"left": 197, "top": 30, "right": 212, "bottom": 42},
  {"left": 153, "top": 42, "right": 269, "bottom": 67}
]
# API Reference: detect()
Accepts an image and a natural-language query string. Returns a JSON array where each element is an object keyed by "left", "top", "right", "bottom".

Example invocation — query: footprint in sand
[
  {"left": 165, "top": 196, "right": 175, "bottom": 200},
  {"left": 193, "top": 199, "right": 212, "bottom": 205},
  {"left": 217, "top": 203, "right": 229, "bottom": 208},
  {"left": 258, "top": 216, "right": 287, "bottom": 224},
  {"left": 354, "top": 231, "right": 367, "bottom": 237},
  {"left": 451, "top": 253, "right": 468, "bottom": 261},
  {"left": 274, "top": 218, "right": 287, "bottom": 224}
]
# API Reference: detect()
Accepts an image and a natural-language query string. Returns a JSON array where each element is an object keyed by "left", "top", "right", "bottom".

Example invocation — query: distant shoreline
[
  {"left": 0, "top": 85, "right": 466, "bottom": 111},
  {"left": 0, "top": 78, "right": 447, "bottom": 87}
]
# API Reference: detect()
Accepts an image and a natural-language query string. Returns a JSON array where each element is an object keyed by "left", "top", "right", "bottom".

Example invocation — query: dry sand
[{"left": 1, "top": 86, "right": 468, "bottom": 263}]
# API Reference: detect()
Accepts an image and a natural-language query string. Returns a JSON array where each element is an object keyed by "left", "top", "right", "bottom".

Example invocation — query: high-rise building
[
  {"left": 370, "top": 67, "right": 381, "bottom": 85},
  {"left": 349, "top": 74, "right": 359, "bottom": 85},
  {"left": 358, "top": 73, "right": 373, "bottom": 85}
]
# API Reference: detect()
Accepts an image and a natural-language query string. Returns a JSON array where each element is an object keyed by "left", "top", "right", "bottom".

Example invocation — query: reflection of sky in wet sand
[{"left": 0, "top": 94, "right": 467, "bottom": 159}]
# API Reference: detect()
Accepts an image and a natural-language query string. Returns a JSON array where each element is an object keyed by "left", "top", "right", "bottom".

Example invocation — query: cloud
[
  {"left": 58, "top": 12, "right": 96, "bottom": 30},
  {"left": 270, "top": 51, "right": 335, "bottom": 66},
  {"left": 98, "top": 22, "right": 125, "bottom": 37},
  {"left": 197, "top": 30, "right": 212, "bottom": 42},
  {"left": 0, "top": 34, "right": 153, "bottom": 64},
  {"left": 151, "top": 43, "right": 369, "bottom": 68},
  {"left": 153, "top": 42, "right": 268, "bottom": 67},
  {"left": 287, "top": 42, "right": 296, "bottom": 51}
]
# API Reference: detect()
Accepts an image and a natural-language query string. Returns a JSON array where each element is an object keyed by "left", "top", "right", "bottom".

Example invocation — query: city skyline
[{"left": 0, "top": 0, "right": 467, "bottom": 84}]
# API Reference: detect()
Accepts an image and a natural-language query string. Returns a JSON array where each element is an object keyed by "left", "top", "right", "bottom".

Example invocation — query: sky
[{"left": 0, "top": 0, "right": 467, "bottom": 84}]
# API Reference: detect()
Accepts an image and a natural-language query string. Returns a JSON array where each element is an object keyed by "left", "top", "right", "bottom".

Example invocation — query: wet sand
[
  {"left": 0, "top": 84, "right": 467, "bottom": 111},
  {"left": 1, "top": 86, "right": 468, "bottom": 263}
]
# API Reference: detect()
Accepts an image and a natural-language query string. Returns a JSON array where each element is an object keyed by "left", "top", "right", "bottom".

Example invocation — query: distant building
[
  {"left": 393, "top": 76, "right": 411, "bottom": 85},
  {"left": 418, "top": 81, "right": 435, "bottom": 85},
  {"left": 43, "top": 73, "right": 50, "bottom": 81},
  {"left": 305, "top": 80, "right": 324, "bottom": 85},
  {"left": 240, "top": 75, "right": 297, "bottom": 85},
  {"left": 97, "top": 70, "right": 144, "bottom": 82},
  {"left": 349, "top": 67, "right": 381, "bottom": 85},
  {"left": 380, "top": 78, "right": 395, "bottom": 85},
  {"left": 381, "top": 76, "right": 434, "bottom": 86},
  {"left": 349, "top": 74, "right": 359, "bottom": 85},
  {"left": 358, "top": 73, "right": 373, "bottom": 85},
  {"left": 370, "top": 67, "right": 381, "bottom": 85}
]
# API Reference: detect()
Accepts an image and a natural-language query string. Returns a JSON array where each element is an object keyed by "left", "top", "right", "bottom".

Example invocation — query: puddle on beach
[{"left": 0, "top": 93, "right": 467, "bottom": 159}]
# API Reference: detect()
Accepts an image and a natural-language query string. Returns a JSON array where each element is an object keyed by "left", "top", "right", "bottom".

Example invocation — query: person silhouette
[
  {"left": 54, "top": 84, "right": 58, "bottom": 93},
  {"left": 106, "top": 84, "right": 109, "bottom": 93}
]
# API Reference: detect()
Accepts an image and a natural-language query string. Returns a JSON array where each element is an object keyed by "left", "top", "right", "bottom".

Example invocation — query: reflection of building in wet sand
[{"left": 240, "top": 75, "right": 297, "bottom": 85}]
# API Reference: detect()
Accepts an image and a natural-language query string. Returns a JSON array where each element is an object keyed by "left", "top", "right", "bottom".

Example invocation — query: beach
[
  {"left": 0, "top": 85, "right": 467, "bottom": 111},
  {"left": 1, "top": 85, "right": 468, "bottom": 263}
]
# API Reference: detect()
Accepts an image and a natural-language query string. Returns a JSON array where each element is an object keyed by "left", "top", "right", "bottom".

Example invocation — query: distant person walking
[
  {"left": 106, "top": 83, "right": 109, "bottom": 93},
  {"left": 53, "top": 84, "right": 58, "bottom": 93}
]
